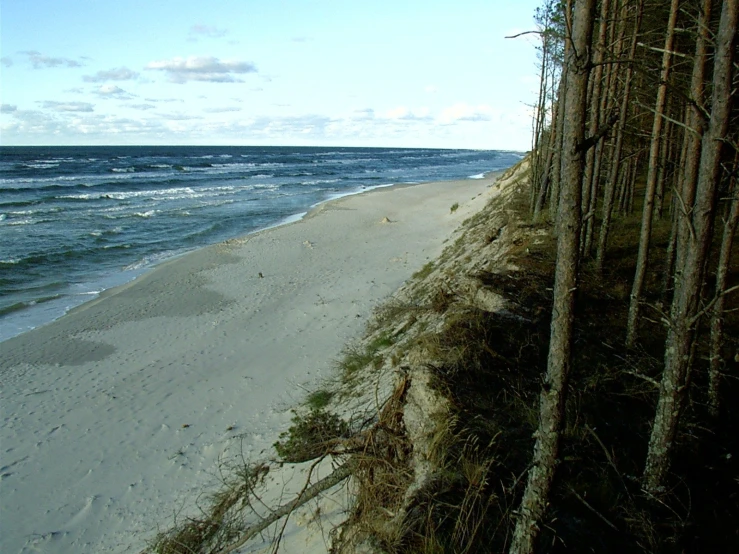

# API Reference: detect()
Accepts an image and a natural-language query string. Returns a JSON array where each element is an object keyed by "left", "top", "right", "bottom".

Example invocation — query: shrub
[{"left": 274, "top": 409, "right": 350, "bottom": 463}]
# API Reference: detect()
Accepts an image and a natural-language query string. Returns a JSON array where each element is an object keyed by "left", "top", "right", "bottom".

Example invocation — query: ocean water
[{"left": 0, "top": 146, "right": 522, "bottom": 341}]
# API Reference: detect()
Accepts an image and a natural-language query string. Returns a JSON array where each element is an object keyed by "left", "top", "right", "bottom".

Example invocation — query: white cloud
[
  {"left": 96, "top": 84, "right": 135, "bottom": 99},
  {"left": 438, "top": 103, "right": 494, "bottom": 124},
  {"left": 144, "top": 97, "right": 185, "bottom": 103},
  {"left": 83, "top": 67, "right": 139, "bottom": 82},
  {"left": 21, "top": 51, "right": 83, "bottom": 69},
  {"left": 203, "top": 107, "right": 242, "bottom": 113},
  {"left": 424, "top": 85, "right": 437, "bottom": 93},
  {"left": 40, "top": 101, "right": 94, "bottom": 112},
  {"left": 351, "top": 108, "right": 375, "bottom": 120},
  {"left": 157, "top": 112, "right": 203, "bottom": 121},
  {"left": 1, "top": 104, "right": 18, "bottom": 113},
  {"left": 383, "top": 106, "right": 432, "bottom": 121},
  {"left": 188, "top": 25, "right": 228, "bottom": 40},
  {"left": 1, "top": 57, "right": 13, "bottom": 67},
  {"left": 128, "top": 103, "right": 157, "bottom": 111},
  {"left": 145, "top": 56, "right": 257, "bottom": 83}
]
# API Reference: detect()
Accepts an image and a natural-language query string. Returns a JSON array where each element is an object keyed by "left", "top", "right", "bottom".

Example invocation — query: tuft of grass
[
  {"left": 413, "top": 261, "right": 435, "bottom": 280},
  {"left": 450, "top": 202, "right": 460, "bottom": 213},
  {"left": 337, "top": 332, "right": 396, "bottom": 382},
  {"left": 306, "top": 389, "right": 334, "bottom": 410},
  {"left": 338, "top": 344, "right": 378, "bottom": 379}
]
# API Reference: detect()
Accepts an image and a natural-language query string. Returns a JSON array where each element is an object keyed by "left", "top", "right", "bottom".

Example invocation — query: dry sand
[{"left": 0, "top": 174, "right": 502, "bottom": 553}]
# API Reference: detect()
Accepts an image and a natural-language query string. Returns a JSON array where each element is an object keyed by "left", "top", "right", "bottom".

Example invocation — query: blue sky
[{"left": 0, "top": 0, "right": 542, "bottom": 149}]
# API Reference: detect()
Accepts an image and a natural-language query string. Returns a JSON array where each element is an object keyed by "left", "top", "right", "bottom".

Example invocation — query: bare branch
[
  {"left": 506, "top": 30, "right": 544, "bottom": 39},
  {"left": 637, "top": 42, "right": 689, "bottom": 58},
  {"left": 219, "top": 461, "right": 352, "bottom": 554}
]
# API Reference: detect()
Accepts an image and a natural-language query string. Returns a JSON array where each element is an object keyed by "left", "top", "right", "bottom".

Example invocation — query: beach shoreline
[
  {"left": 0, "top": 171, "right": 503, "bottom": 553},
  {"left": 0, "top": 173, "right": 498, "bottom": 344}
]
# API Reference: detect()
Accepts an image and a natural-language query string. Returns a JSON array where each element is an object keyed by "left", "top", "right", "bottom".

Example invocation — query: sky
[{"left": 0, "top": 0, "right": 542, "bottom": 150}]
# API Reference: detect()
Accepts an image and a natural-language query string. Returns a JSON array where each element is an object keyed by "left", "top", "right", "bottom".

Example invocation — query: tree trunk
[
  {"left": 709, "top": 160, "right": 739, "bottom": 416},
  {"left": 531, "top": 31, "right": 551, "bottom": 214},
  {"left": 662, "top": 106, "right": 692, "bottom": 298},
  {"left": 595, "top": 0, "right": 644, "bottom": 274},
  {"left": 549, "top": 65, "right": 569, "bottom": 226},
  {"left": 625, "top": 0, "right": 681, "bottom": 348},
  {"left": 508, "top": 0, "right": 595, "bottom": 551},
  {"left": 671, "top": 0, "right": 712, "bottom": 296},
  {"left": 535, "top": 99, "right": 562, "bottom": 221},
  {"left": 643, "top": 0, "right": 737, "bottom": 494},
  {"left": 654, "top": 118, "right": 673, "bottom": 220},
  {"left": 581, "top": 0, "right": 611, "bottom": 254},
  {"left": 583, "top": 0, "right": 624, "bottom": 257}
]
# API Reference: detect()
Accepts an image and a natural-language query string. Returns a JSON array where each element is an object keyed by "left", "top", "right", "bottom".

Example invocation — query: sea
[{"left": 0, "top": 145, "right": 522, "bottom": 342}]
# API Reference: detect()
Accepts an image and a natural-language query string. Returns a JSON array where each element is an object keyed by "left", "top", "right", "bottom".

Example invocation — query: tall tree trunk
[
  {"left": 549, "top": 0, "right": 573, "bottom": 229},
  {"left": 508, "top": 0, "right": 595, "bottom": 551},
  {"left": 654, "top": 118, "right": 673, "bottom": 220},
  {"left": 581, "top": 0, "right": 611, "bottom": 253},
  {"left": 583, "top": 0, "right": 624, "bottom": 257},
  {"left": 626, "top": 0, "right": 681, "bottom": 348},
  {"left": 643, "top": 0, "right": 737, "bottom": 494},
  {"left": 671, "top": 0, "right": 712, "bottom": 295},
  {"left": 595, "top": 0, "right": 644, "bottom": 273},
  {"left": 709, "top": 159, "right": 739, "bottom": 416},
  {"left": 550, "top": 65, "right": 569, "bottom": 226},
  {"left": 534, "top": 99, "right": 562, "bottom": 221},
  {"left": 531, "top": 33, "right": 551, "bottom": 214}
]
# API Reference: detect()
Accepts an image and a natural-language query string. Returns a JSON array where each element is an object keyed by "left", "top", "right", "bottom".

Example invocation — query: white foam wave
[
  {"left": 59, "top": 186, "right": 198, "bottom": 201},
  {"left": 24, "top": 163, "right": 60, "bottom": 169},
  {"left": 111, "top": 167, "right": 135, "bottom": 173},
  {"left": 6, "top": 218, "right": 35, "bottom": 226},
  {"left": 303, "top": 178, "right": 341, "bottom": 185},
  {"left": 468, "top": 173, "right": 486, "bottom": 179}
]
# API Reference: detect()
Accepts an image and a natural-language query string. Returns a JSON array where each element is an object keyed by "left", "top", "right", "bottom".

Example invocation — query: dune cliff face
[{"left": 331, "top": 158, "right": 537, "bottom": 552}]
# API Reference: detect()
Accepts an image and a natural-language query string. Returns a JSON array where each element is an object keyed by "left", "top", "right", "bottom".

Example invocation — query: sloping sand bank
[{"left": 0, "top": 174, "right": 503, "bottom": 553}]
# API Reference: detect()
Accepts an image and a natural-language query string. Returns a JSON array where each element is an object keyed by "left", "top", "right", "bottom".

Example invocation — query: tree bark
[
  {"left": 581, "top": 0, "right": 611, "bottom": 253},
  {"left": 549, "top": 65, "right": 569, "bottom": 226},
  {"left": 662, "top": 105, "right": 692, "bottom": 298},
  {"left": 595, "top": 0, "right": 644, "bottom": 274},
  {"left": 508, "top": 0, "right": 595, "bottom": 551},
  {"left": 709, "top": 162, "right": 739, "bottom": 416},
  {"left": 671, "top": 0, "right": 712, "bottom": 297},
  {"left": 643, "top": 0, "right": 737, "bottom": 494},
  {"left": 531, "top": 28, "right": 552, "bottom": 214},
  {"left": 626, "top": 0, "right": 681, "bottom": 348}
]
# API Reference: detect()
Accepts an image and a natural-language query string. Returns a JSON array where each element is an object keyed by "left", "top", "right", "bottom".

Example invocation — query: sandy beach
[{"left": 0, "top": 173, "right": 502, "bottom": 553}]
